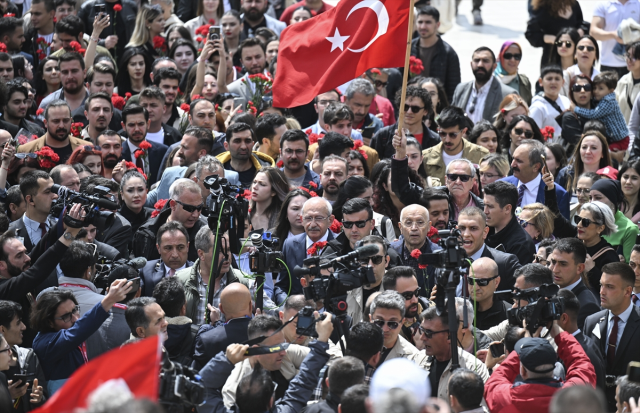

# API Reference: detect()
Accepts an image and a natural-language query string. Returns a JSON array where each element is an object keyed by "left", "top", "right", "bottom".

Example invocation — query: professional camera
[
  {"left": 296, "top": 305, "right": 324, "bottom": 338},
  {"left": 294, "top": 244, "right": 379, "bottom": 316},
  {"left": 507, "top": 283, "right": 565, "bottom": 333},
  {"left": 159, "top": 357, "right": 205, "bottom": 408},
  {"left": 248, "top": 231, "right": 282, "bottom": 274},
  {"left": 93, "top": 257, "right": 147, "bottom": 291},
  {"left": 50, "top": 184, "right": 117, "bottom": 230}
]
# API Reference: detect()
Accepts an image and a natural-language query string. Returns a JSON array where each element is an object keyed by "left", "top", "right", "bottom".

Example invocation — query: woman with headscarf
[{"left": 494, "top": 42, "right": 532, "bottom": 105}]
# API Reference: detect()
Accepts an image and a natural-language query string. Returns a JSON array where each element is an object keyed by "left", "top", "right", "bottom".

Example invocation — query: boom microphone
[{"left": 333, "top": 244, "right": 381, "bottom": 263}]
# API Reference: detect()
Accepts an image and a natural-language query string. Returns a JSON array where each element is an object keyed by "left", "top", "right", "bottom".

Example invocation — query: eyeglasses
[
  {"left": 467, "top": 274, "right": 499, "bottom": 286},
  {"left": 302, "top": 215, "right": 329, "bottom": 223},
  {"left": 479, "top": 172, "right": 503, "bottom": 179},
  {"left": 400, "top": 287, "right": 421, "bottom": 300},
  {"left": 555, "top": 40, "right": 572, "bottom": 48},
  {"left": 401, "top": 220, "right": 428, "bottom": 228},
  {"left": 83, "top": 145, "right": 101, "bottom": 152},
  {"left": 438, "top": 130, "right": 462, "bottom": 139},
  {"left": 577, "top": 45, "right": 595, "bottom": 52},
  {"left": 575, "top": 188, "right": 591, "bottom": 195},
  {"left": 574, "top": 215, "right": 601, "bottom": 227},
  {"left": 373, "top": 319, "right": 400, "bottom": 330},
  {"left": 404, "top": 104, "right": 424, "bottom": 113},
  {"left": 572, "top": 83, "right": 592, "bottom": 92},
  {"left": 358, "top": 255, "right": 385, "bottom": 265},
  {"left": 175, "top": 200, "right": 204, "bottom": 213},
  {"left": 55, "top": 305, "right": 80, "bottom": 323},
  {"left": 446, "top": 174, "right": 472, "bottom": 182},
  {"left": 342, "top": 219, "right": 371, "bottom": 229},
  {"left": 283, "top": 148, "right": 306, "bottom": 156},
  {"left": 513, "top": 128, "right": 534, "bottom": 139},
  {"left": 15, "top": 153, "right": 38, "bottom": 159},
  {"left": 0, "top": 345, "right": 10, "bottom": 354},
  {"left": 503, "top": 53, "right": 522, "bottom": 61},
  {"left": 418, "top": 326, "right": 449, "bottom": 339}
]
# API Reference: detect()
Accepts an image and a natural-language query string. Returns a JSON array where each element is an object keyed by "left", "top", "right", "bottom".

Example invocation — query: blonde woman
[
  {"left": 126, "top": 4, "right": 166, "bottom": 59},
  {"left": 518, "top": 203, "right": 555, "bottom": 247}
]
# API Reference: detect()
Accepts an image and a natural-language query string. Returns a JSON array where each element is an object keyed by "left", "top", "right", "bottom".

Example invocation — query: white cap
[{"left": 369, "top": 358, "right": 430, "bottom": 406}]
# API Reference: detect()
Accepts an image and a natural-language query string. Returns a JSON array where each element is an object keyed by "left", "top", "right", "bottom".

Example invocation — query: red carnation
[
  {"left": 0, "top": 42, "right": 6, "bottom": 53},
  {"left": 111, "top": 94, "right": 126, "bottom": 110},
  {"left": 113, "top": 4, "right": 123, "bottom": 12},
  {"left": 418, "top": 264, "right": 428, "bottom": 269},
  {"left": 299, "top": 186, "right": 310, "bottom": 194},
  {"left": 310, "top": 191, "right": 318, "bottom": 197},
  {"left": 180, "top": 103, "right": 190, "bottom": 113},
  {"left": 208, "top": 19, "right": 215, "bottom": 24},
  {"left": 427, "top": 226, "right": 440, "bottom": 243},
  {"left": 358, "top": 149, "right": 368, "bottom": 159},
  {"left": 353, "top": 140, "right": 363, "bottom": 149},
  {"left": 315, "top": 241, "right": 327, "bottom": 250},
  {"left": 329, "top": 219, "right": 342, "bottom": 233},
  {"left": 276, "top": 159, "right": 284, "bottom": 168},
  {"left": 69, "top": 41, "right": 82, "bottom": 52},
  {"left": 124, "top": 92, "right": 132, "bottom": 99},
  {"left": 308, "top": 133, "right": 322, "bottom": 145},
  {"left": 308, "top": 181, "right": 318, "bottom": 189},
  {"left": 139, "top": 141, "right": 152, "bottom": 150},
  {"left": 192, "top": 94, "right": 203, "bottom": 100},
  {"left": 371, "top": 68, "right": 381, "bottom": 75},
  {"left": 36, "top": 108, "right": 44, "bottom": 116},
  {"left": 196, "top": 36, "right": 203, "bottom": 43},
  {"left": 410, "top": 249, "right": 421, "bottom": 259},
  {"left": 134, "top": 149, "right": 144, "bottom": 158},
  {"left": 124, "top": 161, "right": 137, "bottom": 170},
  {"left": 151, "top": 199, "right": 168, "bottom": 217},
  {"left": 70, "top": 122, "right": 83, "bottom": 137},
  {"left": 3, "top": 13, "right": 15, "bottom": 17}
]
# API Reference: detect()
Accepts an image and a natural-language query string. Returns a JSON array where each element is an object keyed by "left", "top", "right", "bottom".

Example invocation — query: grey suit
[{"left": 451, "top": 75, "right": 518, "bottom": 121}]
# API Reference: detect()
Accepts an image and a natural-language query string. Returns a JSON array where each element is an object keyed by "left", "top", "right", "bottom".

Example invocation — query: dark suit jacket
[
  {"left": 480, "top": 245, "right": 522, "bottom": 292},
  {"left": 501, "top": 175, "right": 571, "bottom": 220},
  {"left": 121, "top": 139, "right": 168, "bottom": 186},
  {"left": 140, "top": 259, "right": 194, "bottom": 297},
  {"left": 0, "top": 120, "right": 19, "bottom": 139},
  {"left": 191, "top": 317, "right": 250, "bottom": 371},
  {"left": 8, "top": 216, "right": 57, "bottom": 254},
  {"left": 451, "top": 76, "right": 518, "bottom": 121},
  {"left": 96, "top": 213, "right": 132, "bottom": 259},
  {"left": 575, "top": 331, "right": 606, "bottom": 390},
  {"left": 486, "top": 215, "right": 536, "bottom": 266},
  {"left": 275, "top": 231, "right": 336, "bottom": 303},
  {"left": 584, "top": 307, "right": 640, "bottom": 411},
  {"left": 117, "top": 123, "right": 182, "bottom": 149},
  {"left": 571, "top": 280, "right": 601, "bottom": 330}
]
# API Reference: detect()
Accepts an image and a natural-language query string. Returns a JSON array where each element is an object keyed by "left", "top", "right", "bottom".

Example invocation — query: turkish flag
[
  {"left": 33, "top": 336, "right": 161, "bottom": 413},
  {"left": 272, "top": 0, "right": 410, "bottom": 108}
]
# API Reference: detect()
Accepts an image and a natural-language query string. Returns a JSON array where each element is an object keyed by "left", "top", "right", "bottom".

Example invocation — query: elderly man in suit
[
  {"left": 501, "top": 139, "right": 570, "bottom": 220},
  {"left": 451, "top": 47, "right": 517, "bottom": 124},
  {"left": 274, "top": 197, "right": 336, "bottom": 304},
  {"left": 583, "top": 262, "right": 640, "bottom": 411},
  {"left": 141, "top": 221, "right": 193, "bottom": 296},
  {"left": 549, "top": 238, "right": 600, "bottom": 329},
  {"left": 120, "top": 104, "right": 168, "bottom": 187}
]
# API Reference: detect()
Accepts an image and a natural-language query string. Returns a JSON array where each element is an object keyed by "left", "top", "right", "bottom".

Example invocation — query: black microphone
[
  {"left": 93, "top": 197, "right": 119, "bottom": 210},
  {"left": 333, "top": 244, "right": 380, "bottom": 263}
]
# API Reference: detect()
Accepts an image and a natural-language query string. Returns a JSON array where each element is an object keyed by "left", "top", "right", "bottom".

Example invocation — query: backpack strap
[{"left": 590, "top": 247, "right": 615, "bottom": 261}]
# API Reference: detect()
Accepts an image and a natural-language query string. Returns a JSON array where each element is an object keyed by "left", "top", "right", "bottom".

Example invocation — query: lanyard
[{"left": 78, "top": 342, "right": 89, "bottom": 364}]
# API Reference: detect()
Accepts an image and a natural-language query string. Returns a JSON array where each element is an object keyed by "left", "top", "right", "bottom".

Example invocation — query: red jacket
[{"left": 484, "top": 332, "right": 597, "bottom": 413}]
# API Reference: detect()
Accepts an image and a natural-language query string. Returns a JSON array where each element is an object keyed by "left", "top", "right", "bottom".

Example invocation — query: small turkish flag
[
  {"left": 272, "top": 0, "right": 410, "bottom": 108},
  {"left": 33, "top": 336, "right": 162, "bottom": 413}
]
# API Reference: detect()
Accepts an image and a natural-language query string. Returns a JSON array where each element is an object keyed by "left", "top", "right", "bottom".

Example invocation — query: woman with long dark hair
[
  {"left": 115, "top": 47, "right": 152, "bottom": 97},
  {"left": 418, "top": 77, "right": 449, "bottom": 130},
  {"left": 548, "top": 27, "right": 580, "bottom": 69},
  {"left": 249, "top": 167, "right": 290, "bottom": 231},
  {"left": 468, "top": 120, "right": 501, "bottom": 154},
  {"left": 500, "top": 114, "right": 544, "bottom": 163},
  {"left": 168, "top": 39, "right": 197, "bottom": 77},
  {"left": 348, "top": 150, "right": 370, "bottom": 178},
  {"left": 12, "top": 55, "right": 33, "bottom": 82},
  {"left": 556, "top": 131, "right": 611, "bottom": 193},
  {"left": 272, "top": 188, "right": 312, "bottom": 250},
  {"left": 619, "top": 159, "right": 640, "bottom": 225},
  {"left": 166, "top": 25, "right": 194, "bottom": 50},
  {"left": 35, "top": 57, "right": 60, "bottom": 107},
  {"left": 560, "top": 74, "right": 594, "bottom": 153},
  {"left": 544, "top": 142, "right": 567, "bottom": 177}
]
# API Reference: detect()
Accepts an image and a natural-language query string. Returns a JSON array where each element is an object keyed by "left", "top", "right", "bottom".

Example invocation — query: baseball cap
[
  {"left": 597, "top": 166, "right": 618, "bottom": 180},
  {"left": 514, "top": 337, "right": 556, "bottom": 373},
  {"left": 369, "top": 358, "right": 430, "bottom": 406}
]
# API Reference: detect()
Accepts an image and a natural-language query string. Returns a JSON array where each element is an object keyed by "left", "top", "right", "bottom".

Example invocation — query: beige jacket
[
  {"left": 222, "top": 344, "right": 310, "bottom": 407},
  {"left": 346, "top": 284, "right": 384, "bottom": 325},
  {"left": 616, "top": 71, "right": 640, "bottom": 123},
  {"left": 422, "top": 139, "right": 489, "bottom": 184},
  {"left": 386, "top": 334, "right": 421, "bottom": 362}
]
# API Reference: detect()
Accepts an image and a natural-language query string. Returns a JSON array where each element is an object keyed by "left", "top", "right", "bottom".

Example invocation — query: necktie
[
  {"left": 168, "top": 268, "right": 175, "bottom": 277},
  {"left": 517, "top": 184, "right": 526, "bottom": 207},
  {"left": 607, "top": 315, "right": 620, "bottom": 366},
  {"left": 39, "top": 222, "right": 46, "bottom": 238},
  {"left": 136, "top": 153, "right": 144, "bottom": 170},
  {"left": 633, "top": 295, "right": 639, "bottom": 305}
]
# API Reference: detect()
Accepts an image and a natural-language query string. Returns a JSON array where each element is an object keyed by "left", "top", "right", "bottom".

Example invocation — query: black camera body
[
  {"left": 507, "top": 283, "right": 565, "bottom": 333},
  {"left": 50, "top": 184, "right": 117, "bottom": 230},
  {"left": 94, "top": 257, "right": 147, "bottom": 292},
  {"left": 296, "top": 306, "right": 324, "bottom": 338},
  {"left": 159, "top": 358, "right": 204, "bottom": 408},
  {"left": 249, "top": 232, "right": 283, "bottom": 274},
  {"left": 203, "top": 175, "right": 248, "bottom": 237}
]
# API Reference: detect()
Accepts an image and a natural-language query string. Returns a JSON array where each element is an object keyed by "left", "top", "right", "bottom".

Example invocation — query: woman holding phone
[{"left": 184, "top": 0, "right": 224, "bottom": 40}]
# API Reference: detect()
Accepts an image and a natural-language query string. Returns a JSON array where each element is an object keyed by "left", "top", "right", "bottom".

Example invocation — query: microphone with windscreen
[{"left": 293, "top": 243, "right": 381, "bottom": 278}]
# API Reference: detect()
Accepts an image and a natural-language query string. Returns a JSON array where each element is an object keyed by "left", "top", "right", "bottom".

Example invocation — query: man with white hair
[
  {"left": 390, "top": 204, "right": 441, "bottom": 298},
  {"left": 446, "top": 158, "right": 484, "bottom": 221},
  {"left": 133, "top": 178, "right": 207, "bottom": 262},
  {"left": 275, "top": 197, "right": 336, "bottom": 303}
]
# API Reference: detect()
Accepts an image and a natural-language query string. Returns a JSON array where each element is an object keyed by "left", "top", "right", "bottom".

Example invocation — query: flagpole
[{"left": 396, "top": 0, "right": 416, "bottom": 136}]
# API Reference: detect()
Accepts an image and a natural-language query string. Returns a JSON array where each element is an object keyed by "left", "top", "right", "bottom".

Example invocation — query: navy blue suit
[
  {"left": 191, "top": 317, "right": 250, "bottom": 371},
  {"left": 501, "top": 175, "right": 570, "bottom": 220},
  {"left": 121, "top": 140, "right": 168, "bottom": 186},
  {"left": 140, "top": 259, "right": 194, "bottom": 297},
  {"left": 274, "top": 232, "right": 335, "bottom": 304}
]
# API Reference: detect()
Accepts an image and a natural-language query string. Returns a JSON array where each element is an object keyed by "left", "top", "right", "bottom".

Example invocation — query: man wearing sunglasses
[
  {"left": 344, "top": 79, "right": 383, "bottom": 139},
  {"left": 369, "top": 291, "right": 420, "bottom": 364},
  {"left": 467, "top": 257, "right": 510, "bottom": 331},
  {"left": 501, "top": 139, "right": 571, "bottom": 220},
  {"left": 422, "top": 107, "right": 488, "bottom": 185},
  {"left": 445, "top": 159, "right": 484, "bottom": 221},
  {"left": 382, "top": 266, "right": 428, "bottom": 346}
]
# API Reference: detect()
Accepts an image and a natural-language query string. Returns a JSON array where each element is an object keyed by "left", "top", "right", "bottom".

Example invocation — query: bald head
[
  {"left": 400, "top": 204, "right": 429, "bottom": 222},
  {"left": 220, "top": 283, "right": 252, "bottom": 319},
  {"left": 471, "top": 257, "right": 499, "bottom": 277},
  {"left": 469, "top": 257, "right": 500, "bottom": 304}
]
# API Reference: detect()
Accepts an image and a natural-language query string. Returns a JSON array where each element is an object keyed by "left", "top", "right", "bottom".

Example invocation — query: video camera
[
  {"left": 93, "top": 257, "right": 147, "bottom": 292},
  {"left": 202, "top": 175, "right": 248, "bottom": 234},
  {"left": 295, "top": 306, "right": 327, "bottom": 338},
  {"left": 248, "top": 231, "right": 282, "bottom": 274},
  {"left": 159, "top": 356, "right": 205, "bottom": 409},
  {"left": 294, "top": 244, "right": 379, "bottom": 316},
  {"left": 50, "top": 184, "right": 117, "bottom": 230},
  {"left": 506, "top": 283, "right": 564, "bottom": 334}
]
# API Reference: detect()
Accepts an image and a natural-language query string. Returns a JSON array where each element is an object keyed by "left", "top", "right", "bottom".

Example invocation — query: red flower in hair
[
  {"left": 329, "top": 219, "right": 342, "bottom": 233},
  {"left": 308, "top": 181, "right": 318, "bottom": 189},
  {"left": 358, "top": 150, "right": 368, "bottom": 159},
  {"left": 276, "top": 160, "right": 284, "bottom": 168},
  {"left": 124, "top": 161, "right": 136, "bottom": 169},
  {"left": 410, "top": 249, "right": 421, "bottom": 259},
  {"left": 113, "top": 4, "right": 123, "bottom": 12},
  {"left": 36, "top": 108, "right": 44, "bottom": 116}
]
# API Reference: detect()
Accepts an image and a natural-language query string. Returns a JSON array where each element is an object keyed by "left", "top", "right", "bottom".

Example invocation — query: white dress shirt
[
  {"left": 518, "top": 174, "right": 542, "bottom": 207},
  {"left": 564, "top": 278, "right": 582, "bottom": 292},
  {"left": 22, "top": 214, "right": 49, "bottom": 246},
  {"left": 466, "top": 76, "right": 494, "bottom": 124},
  {"left": 306, "top": 231, "right": 330, "bottom": 258},
  {"left": 606, "top": 302, "right": 635, "bottom": 348}
]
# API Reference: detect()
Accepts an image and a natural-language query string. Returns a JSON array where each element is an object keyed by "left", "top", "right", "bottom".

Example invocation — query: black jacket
[
  {"left": 486, "top": 215, "right": 536, "bottom": 267},
  {"left": 480, "top": 245, "right": 522, "bottom": 292},
  {"left": 0, "top": 117, "right": 45, "bottom": 138},
  {"left": 78, "top": 0, "right": 138, "bottom": 61},
  {"left": 5, "top": 346, "right": 48, "bottom": 412},
  {"left": 120, "top": 139, "right": 169, "bottom": 186},
  {"left": 165, "top": 317, "right": 199, "bottom": 367},
  {"left": 72, "top": 106, "right": 123, "bottom": 135},
  {"left": 371, "top": 122, "right": 440, "bottom": 160},
  {"left": 96, "top": 212, "right": 132, "bottom": 259},
  {"left": 0, "top": 120, "right": 19, "bottom": 139},
  {"left": 321, "top": 231, "right": 403, "bottom": 267},
  {"left": 305, "top": 392, "right": 340, "bottom": 413},
  {"left": 191, "top": 317, "right": 250, "bottom": 371},
  {"left": 571, "top": 280, "right": 601, "bottom": 330},
  {"left": 410, "top": 36, "right": 461, "bottom": 101},
  {"left": 474, "top": 298, "right": 511, "bottom": 331},
  {"left": 574, "top": 331, "right": 605, "bottom": 391},
  {"left": 118, "top": 123, "right": 182, "bottom": 148}
]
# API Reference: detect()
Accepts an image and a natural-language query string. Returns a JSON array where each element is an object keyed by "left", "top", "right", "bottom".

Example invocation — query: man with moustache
[
  {"left": 38, "top": 52, "right": 88, "bottom": 115},
  {"left": 279, "top": 129, "right": 321, "bottom": 188},
  {"left": 18, "top": 100, "right": 85, "bottom": 164},
  {"left": 382, "top": 266, "right": 429, "bottom": 346},
  {"left": 451, "top": 47, "right": 517, "bottom": 124},
  {"left": 81, "top": 92, "right": 113, "bottom": 143},
  {"left": 97, "top": 130, "right": 123, "bottom": 180},
  {"left": 240, "top": 0, "right": 286, "bottom": 39},
  {"left": 320, "top": 155, "right": 348, "bottom": 203},
  {"left": 421, "top": 188, "right": 450, "bottom": 231}
]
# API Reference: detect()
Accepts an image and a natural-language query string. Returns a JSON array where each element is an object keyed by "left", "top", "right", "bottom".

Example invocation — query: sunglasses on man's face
[
  {"left": 513, "top": 128, "right": 533, "bottom": 139},
  {"left": 175, "top": 200, "right": 204, "bottom": 213},
  {"left": 467, "top": 274, "right": 499, "bottom": 286},
  {"left": 577, "top": 45, "right": 595, "bottom": 52},
  {"left": 418, "top": 326, "right": 449, "bottom": 339},
  {"left": 572, "top": 84, "right": 592, "bottom": 92},
  {"left": 359, "top": 255, "right": 385, "bottom": 265},
  {"left": 404, "top": 104, "right": 424, "bottom": 113},
  {"left": 342, "top": 219, "right": 370, "bottom": 229},
  {"left": 374, "top": 80, "right": 388, "bottom": 88},
  {"left": 400, "top": 287, "right": 421, "bottom": 300},
  {"left": 503, "top": 53, "right": 522, "bottom": 61},
  {"left": 446, "top": 173, "right": 472, "bottom": 183},
  {"left": 373, "top": 319, "right": 400, "bottom": 330}
]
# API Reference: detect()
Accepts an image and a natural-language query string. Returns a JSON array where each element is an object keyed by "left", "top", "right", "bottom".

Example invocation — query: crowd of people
[{"left": 0, "top": 0, "right": 639, "bottom": 412}]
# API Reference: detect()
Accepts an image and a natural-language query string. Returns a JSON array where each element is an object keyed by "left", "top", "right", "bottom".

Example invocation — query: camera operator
[
  {"left": 280, "top": 295, "right": 314, "bottom": 346},
  {"left": 346, "top": 235, "right": 390, "bottom": 325},
  {"left": 615, "top": 375, "right": 640, "bottom": 413},
  {"left": 198, "top": 312, "right": 334, "bottom": 413},
  {"left": 584, "top": 262, "right": 640, "bottom": 412},
  {"left": 0, "top": 203, "right": 86, "bottom": 347},
  {"left": 484, "top": 320, "right": 597, "bottom": 413},
  {"left": 417, "top": 305, "right": 489, "bottom": 402}
]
